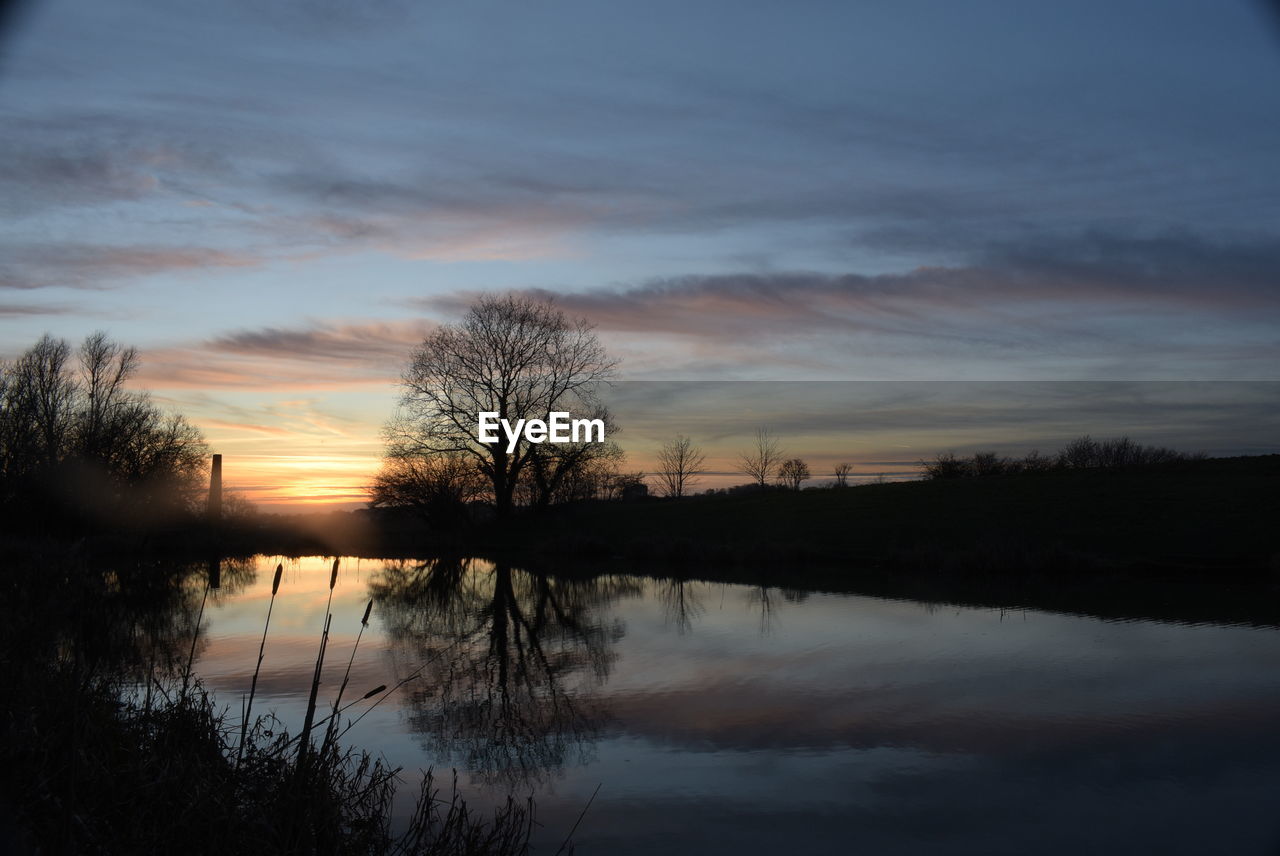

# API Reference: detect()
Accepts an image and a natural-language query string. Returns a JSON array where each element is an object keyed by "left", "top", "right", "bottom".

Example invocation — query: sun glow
[{"left": 205, "top": 451, "right": 378, "bottom": 512}]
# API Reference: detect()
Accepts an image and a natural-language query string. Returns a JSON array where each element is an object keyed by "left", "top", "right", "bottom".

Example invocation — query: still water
[{"left": 191, "top": 556, "right": 1280, "bottom": 855}]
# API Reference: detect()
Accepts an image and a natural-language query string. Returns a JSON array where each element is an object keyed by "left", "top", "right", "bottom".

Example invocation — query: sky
[{"left": 1, "top": 0, "right": 1278, "bottom": 509}]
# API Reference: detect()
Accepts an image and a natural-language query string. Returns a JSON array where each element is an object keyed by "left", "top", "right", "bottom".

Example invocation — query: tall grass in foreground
[
  {"left": 0, "top": 555, "right": 539, "bottom": 856},
  {"left": 238, "top": 561, "right": 283, "bottom": 766},
  {"left": 299, "top": 557, "right": 341, "bottom": 766}
]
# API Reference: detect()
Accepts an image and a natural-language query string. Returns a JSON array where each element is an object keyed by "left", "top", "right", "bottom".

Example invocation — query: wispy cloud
[
  {"left": 0, "top": 243, "right": 257, "bottom": 290},
  {"left": 0, "top": 301, "right": 77, "bottom": 317},
  {"left": 198, "top": 418, "right": 295, "bottom": 437},
  {"left": 414, "top": 233, "right": 1280, "bottom": 379},
  {"left": 137, "top": 320, "right": 431, "bottom": 390}
]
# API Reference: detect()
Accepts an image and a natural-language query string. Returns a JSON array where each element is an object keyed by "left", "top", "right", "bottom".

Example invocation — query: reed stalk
[
  {"left": 297, "top": 558, "right": 339, "bottom": 764},
  {"left": 180, "top": 564, "right": 212, "bottom": 697},
  {"left": 237, "top": 562, "right": 282, "bottom": 766},
  {"left": 324, "top": 597, "right": 373, "bottom": 750}
]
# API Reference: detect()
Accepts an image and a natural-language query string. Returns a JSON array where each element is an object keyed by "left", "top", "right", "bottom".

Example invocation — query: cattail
[
  {"left": 240, "top": 559, "right": 284, "bottom": 766},
  {"left": 362, "top": 685, "right": 386, "bottom": 700},
  {"left": 302, "top": 558, "right": 341, "bottom": 763},
  {"left": 327, "top": 598, "right": 375, "bottom": 750}
]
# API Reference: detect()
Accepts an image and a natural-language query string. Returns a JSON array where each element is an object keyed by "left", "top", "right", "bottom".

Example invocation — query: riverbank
[
  {"left": 5, "top": 454, "right": 1275, "bottom": 582},
  {"left": 480, "top": 454, "right": 1278, "bottom": 576},
  {"left": 0, "top": 554, "right": 537, "bottom": 855}
]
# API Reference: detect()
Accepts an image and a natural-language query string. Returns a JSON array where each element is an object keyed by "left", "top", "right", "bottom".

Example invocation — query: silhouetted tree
[
  {"left": 738, "top": 427, "right": 783, "bottom": 487},
  {"left": 1058, "top": 435, "right": 1099, "bottom": 469},
  {"left": 607, "top": 470, "right": 647, "bottom": 501},
  {"left": 0, "top": 332, "right": 207, "bottom": 523},
  {"left": 777, "top": 457, "right": 810, "bottom": 490},
  {"left": 1020, "top": 449, "right": 1054, "bottom": 473},
  {"left": 921, "top": 451, "right": 968, "bottom": 479},
  {"left": 368, "top": 450, "right": 487, "bottom": 522},
  {"left": 654, "top": 434, "right": 706, "bottom": 498},
  {"left": 386, "top": 295, "right": 616, "bottom": 518},
  {"left": 832, "top": 462, "right": 852, "bottom": 487},
  {"left": 970, "top": 451, "right": 1007, "bottom": 476},
  {"left": 521, "top": 410, "right": 624, "bottom": 508}
]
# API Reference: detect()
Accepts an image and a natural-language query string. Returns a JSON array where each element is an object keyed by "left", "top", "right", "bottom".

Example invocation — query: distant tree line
[
  {"left": 921, "top": 435, "right": 1202, "bottom": 480},
  {"left": 0, "top": 332, "right": 208, "bottom": 529},
  {"left": 379, "top": 297, "right": 1213, "bottom": 515},
  {"left": 652, "top": 428, "right": 826, "bottom": 497}
]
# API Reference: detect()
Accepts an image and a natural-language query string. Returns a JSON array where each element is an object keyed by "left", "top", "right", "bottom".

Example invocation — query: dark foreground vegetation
[
  {"left": 375, "top": 453, "right": 1276, "bottom": 578},
  {"left": 0, "top": 554, "right": 537, "bottom": 855}
]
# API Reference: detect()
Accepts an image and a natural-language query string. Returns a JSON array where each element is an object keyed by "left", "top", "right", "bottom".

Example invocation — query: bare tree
[
  {"left": 533, "top": 440, "right": 628, "bottom": 504},
  {"left": 522, "top": 408, "right": 623, "bottom": 508},
  {"left": 388, "top": 295, "right": 616, "bottom": 518},
  {"left": 654, "top": 435, "right": 706, "bottom": 498},
  {"left": 369, "top": 450, "right": 488, "bottom": 522},
  {"left": 777, "top": 458, "right": 810, "bottom": 490},
  {"left": 832, "top": 462, "right": 852, "bottom": 487},
  {"left": 0, "top": 332, "right": 207, "bottom": 517},
  {"left": 0, "top": 334, "right": 76, "bottom": 477},
  {"left": 738, "top": 427, "right": 783, "bottom": 487},
  {"left": 77, "top": 331, "right": 139, "bottom": 462}
]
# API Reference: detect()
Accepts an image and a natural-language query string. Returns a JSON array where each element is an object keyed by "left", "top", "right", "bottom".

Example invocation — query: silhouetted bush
[
  {"left": 922, "top": 451, "right": 970, "bottom": 479},
  {"left": 921, "top": 436, "right": 1201, "bottom": 480}
]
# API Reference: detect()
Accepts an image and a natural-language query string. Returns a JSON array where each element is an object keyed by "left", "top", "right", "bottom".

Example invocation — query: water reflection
[
  {"left": 658, "top": 579, "right": 704, "bottom": 634},
  {"left": 168, "top": 557, "right": 1280, "bottom": 855},
  {"left": 53, "top": 555, "right": 255, "bottom": 685},
  {"left": 370, "top": 559, "right": 639, "bottom": 788}
]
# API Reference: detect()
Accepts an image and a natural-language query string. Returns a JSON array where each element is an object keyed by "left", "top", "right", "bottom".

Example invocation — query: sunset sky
[{"left": 2, "top": 0, "right": 1278, "bottom": 509}]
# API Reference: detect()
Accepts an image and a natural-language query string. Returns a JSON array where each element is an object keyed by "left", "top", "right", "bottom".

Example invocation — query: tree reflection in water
[
  {"left": 370, "top": 559, "right": 639, "bottom": 789},
  {"left": 61, "top": 556, "right": 256, "bottom": 687},
  {"left": 658, "top": 579, "right": 705, "bottom": 635}
]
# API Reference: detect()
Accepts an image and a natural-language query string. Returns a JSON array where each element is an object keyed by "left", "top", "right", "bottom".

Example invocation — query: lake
[{"left": 188, "top": 555, "right": 1280, "bottom": 855}]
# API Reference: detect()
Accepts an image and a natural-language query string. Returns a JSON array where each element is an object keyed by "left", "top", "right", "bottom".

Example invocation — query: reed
[
  {"left": 325, "top": 596, "right": 374, "bottom": 750},
  {"left": 237, "top": 561, "right": 283, "bottom": 766},
  {"left": 298, "top": 557, "right": 339, "bottom": 765},
  {"left": 179, "top": 564, "right": 212, "bottom": 695},
  {"left": 1, "top": 552, "right": 545, "bottom": 855}
]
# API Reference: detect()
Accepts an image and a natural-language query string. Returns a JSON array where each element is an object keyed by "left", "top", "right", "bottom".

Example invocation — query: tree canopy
[
  {"left": 381, "top": 295, "right": 618, "bottom": 518},
  {"left": 0, "top": 332, "right": 208, "bottom": 528}
]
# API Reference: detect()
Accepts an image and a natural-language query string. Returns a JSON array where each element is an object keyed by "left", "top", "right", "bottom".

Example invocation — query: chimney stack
[{"left": 207, "top": 454, "right": 222, "bottom": 521}]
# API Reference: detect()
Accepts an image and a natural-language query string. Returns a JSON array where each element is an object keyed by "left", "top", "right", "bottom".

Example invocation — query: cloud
[
  {"left": 208, "top": 320, "right": 432, "bottom": 366},
  {"left": 199, "top": 419, "right": 295, "bottom": 437},
  {"left": 0, "top": 243, "right": 257, "bottom": 290},
  {"left": 0, "top": 301, "right": 77, "bottom": 316},
  {"left": 413, "top": 232, "right": 1280, "bottom": 380},
  {"left": 136, "top": 320, "right": 432, "bottom": 390},
  {"left": 0, "top": 114, "right": 241, "bottom": 217}
]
